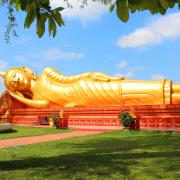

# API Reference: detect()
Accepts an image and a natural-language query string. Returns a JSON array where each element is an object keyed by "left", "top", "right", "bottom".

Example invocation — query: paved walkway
[{"left": 0, "top": 130, "right": 109, "bottom": 149}]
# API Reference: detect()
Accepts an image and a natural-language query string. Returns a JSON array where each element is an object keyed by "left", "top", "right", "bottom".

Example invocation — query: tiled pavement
[
  {"left": 1, "top": 126, "right": 179, "bottom": 149},
  {"left": 0, "top": 129, "right": 109, "bottom": 149}
]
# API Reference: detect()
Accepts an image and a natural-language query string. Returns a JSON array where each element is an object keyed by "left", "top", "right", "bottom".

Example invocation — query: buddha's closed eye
[{"left": 11, "top": 73, "right": 16, "bottom": 79}]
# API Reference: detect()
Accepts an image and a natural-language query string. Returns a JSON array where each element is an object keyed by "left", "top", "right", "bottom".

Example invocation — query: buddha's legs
[{"left": 172, "top": 84, "right": 180, "bottom": 104}]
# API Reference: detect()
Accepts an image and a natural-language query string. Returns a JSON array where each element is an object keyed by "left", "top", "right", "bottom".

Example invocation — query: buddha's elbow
[{"left": 34, "top": 100, "right": 50, "bottom": 108}]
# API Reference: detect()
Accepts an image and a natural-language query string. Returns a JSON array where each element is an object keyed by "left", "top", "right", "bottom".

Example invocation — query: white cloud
[
  {"left": 43, "top": 47, "right": 85, "bottom": 60},
  {"left": 115, "top": 71, "right": 135, "bottom": 79},
  {"left": 151, "top": 74, "right": 165, "bottom": 81},
  {"left": 115, "top": 69, "right": 132, "bottom": 80},
  {"left": 117, "top": 60, "right": 128, "bottom": 69},
  {"left": 115, "top": 65, "right": 144, "bottom": 79},
  {"left": 117, "top": 13, "right": 180, "bottom": 48},
  {"left": 50, "top": 0, "right": 108, "bottom": 25}
]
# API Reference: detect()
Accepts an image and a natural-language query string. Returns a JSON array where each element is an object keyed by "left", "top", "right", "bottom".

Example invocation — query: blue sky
[{"left": 0, "top": 1, "right": 180, "bottom": 93}]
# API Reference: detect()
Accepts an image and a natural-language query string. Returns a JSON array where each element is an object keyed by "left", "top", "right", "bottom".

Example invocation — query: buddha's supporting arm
[{"left": 9, "top": 91, "right": 49, "bottom": 108}]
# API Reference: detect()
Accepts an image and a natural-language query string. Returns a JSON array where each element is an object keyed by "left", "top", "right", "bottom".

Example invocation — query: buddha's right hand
[{"left": 9, "top": 90, "right": 49, "bottom": 108}]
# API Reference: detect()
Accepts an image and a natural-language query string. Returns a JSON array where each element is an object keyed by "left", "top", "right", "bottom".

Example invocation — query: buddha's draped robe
[{"left": 32, "top": 68, "right": 172, "bottom": 107}]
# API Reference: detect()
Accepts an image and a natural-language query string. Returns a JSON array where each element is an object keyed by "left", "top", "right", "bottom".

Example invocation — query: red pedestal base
[
  {"left": 0, "top": 104, "right": 178, "bottom": 130},
  {"left": 57, "top": 118, "right": 68, "bottom": 128}
]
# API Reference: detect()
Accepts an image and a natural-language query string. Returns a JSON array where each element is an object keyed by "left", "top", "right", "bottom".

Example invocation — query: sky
[{"left": 0, "top": 1, "right": 180, "bottom": 93}]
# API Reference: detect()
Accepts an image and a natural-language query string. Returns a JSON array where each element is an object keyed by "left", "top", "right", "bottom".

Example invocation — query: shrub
[{"left": 118, "top": 111, "right": 133, "bottom": 128}]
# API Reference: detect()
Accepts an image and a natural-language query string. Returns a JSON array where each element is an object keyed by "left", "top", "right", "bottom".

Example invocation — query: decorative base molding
[{"left": 1, "top": 104, "right": 180, "bottom": 129}]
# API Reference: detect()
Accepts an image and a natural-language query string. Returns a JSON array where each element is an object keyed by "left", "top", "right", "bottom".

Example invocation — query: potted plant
[{"left": 118, "top": 111, "right": 133, "bottom": 130}]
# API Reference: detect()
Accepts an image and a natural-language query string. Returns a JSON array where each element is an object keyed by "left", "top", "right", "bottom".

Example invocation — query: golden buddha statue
[{"left": 0, "top": 66, "right": 180, "bottom": 108}]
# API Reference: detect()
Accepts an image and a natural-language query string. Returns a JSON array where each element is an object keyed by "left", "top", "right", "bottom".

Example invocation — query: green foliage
[
  {"left": 4, "top": 4, "right": 18, "bottom": 43},
  {"left": 20, "top": 0, "right": 64, "bottom": 38},
  {"left": 110, "top": 0, "right": 179, "bottom": 22},
  {"left": 109, "top": 3, "right": 115, "bottom": 12},
  {"left": 1, "top": 0, "right": 180, "bottom": 42},
  {"left": 118, "top": 111, "right": 133, "bottom": 127},
  {"left": 2, "top": 0, "right": 64, "bottom": 42},
  {"left": 116, "top": 0, "right": 129, "bottom": 22}
]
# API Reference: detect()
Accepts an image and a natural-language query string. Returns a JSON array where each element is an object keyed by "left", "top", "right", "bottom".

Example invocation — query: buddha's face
[{"left": 5, "top": 69, "right": 32, "bottom": 91}]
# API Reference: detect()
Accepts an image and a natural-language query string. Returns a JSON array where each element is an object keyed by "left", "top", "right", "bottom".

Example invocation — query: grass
[
  {"left": 0, "top": 125, "right": 73, "bottom": 140},
  {"left": 0, "top": 130, "right": 180, "bottom": 179}
]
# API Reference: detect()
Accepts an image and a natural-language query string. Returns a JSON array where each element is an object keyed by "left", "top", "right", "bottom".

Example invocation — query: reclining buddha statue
[{"left": 0, "top": 66, "right": 180, "bottom": 108}]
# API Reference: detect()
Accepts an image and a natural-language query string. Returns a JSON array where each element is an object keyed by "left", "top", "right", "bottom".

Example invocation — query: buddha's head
[{"left": 0, "top": 67, "right": 37, "bottom": 92}]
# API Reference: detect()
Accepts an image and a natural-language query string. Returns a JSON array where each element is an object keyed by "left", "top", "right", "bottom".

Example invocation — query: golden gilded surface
[{"left": 1, "top": 66, "right": 180, "bottom": 108}]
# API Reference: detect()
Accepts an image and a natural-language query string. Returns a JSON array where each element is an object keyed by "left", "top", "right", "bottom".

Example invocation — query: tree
[{"left": 1, "top": 0, "right": 180, "bottom": 43}]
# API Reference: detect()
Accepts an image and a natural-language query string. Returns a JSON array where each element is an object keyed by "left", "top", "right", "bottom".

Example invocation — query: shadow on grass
[
  {"left": 0, "top": 129, "right": 17, "bottom": 134},
  {"left": 0, "top": 131, "right": 180, "bottom": 178}
]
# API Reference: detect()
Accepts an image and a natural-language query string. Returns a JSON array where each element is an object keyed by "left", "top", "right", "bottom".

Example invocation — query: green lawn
[
  {"left": 0, "top": 130, "right": 180, "bottom": 179},
  {"left": 0, "top": 125, "right": 73, "bottom": 140}
]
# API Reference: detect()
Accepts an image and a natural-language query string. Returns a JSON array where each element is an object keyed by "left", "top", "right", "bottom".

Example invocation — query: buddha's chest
[{"left": 33, "top": 77, "right": 74, "bottom": 104}]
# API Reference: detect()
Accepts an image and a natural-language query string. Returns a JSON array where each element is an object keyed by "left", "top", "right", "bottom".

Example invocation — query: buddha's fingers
[
  {"left": 92, "top": 74, "right": 109, "bottom": 82},
  {"left": 109, "top": 76, "right": 124, "bottom": 81}
]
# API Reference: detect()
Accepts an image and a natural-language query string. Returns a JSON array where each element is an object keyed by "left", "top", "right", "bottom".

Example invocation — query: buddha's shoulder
[
  {"left": 41, "top": 67, "right": 63, "bottom": 77},
  {"left": 42, "top": 67, "right": 57, "bottom": 74}
]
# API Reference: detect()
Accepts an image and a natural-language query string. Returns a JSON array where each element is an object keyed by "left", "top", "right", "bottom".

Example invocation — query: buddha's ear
[{"left": 0, "top": 72, "right": 6, "bottom": 78}]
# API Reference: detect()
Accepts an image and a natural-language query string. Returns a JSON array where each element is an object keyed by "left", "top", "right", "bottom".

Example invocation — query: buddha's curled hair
[{"left": 12, "top": 67, "right": 37, "bottom": 80}]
